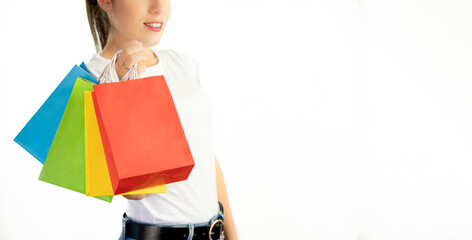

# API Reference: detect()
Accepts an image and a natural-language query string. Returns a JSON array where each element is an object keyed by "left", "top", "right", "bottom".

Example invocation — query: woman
[{"left": 84, "top": 0, "right": 238, "bottom": 239}]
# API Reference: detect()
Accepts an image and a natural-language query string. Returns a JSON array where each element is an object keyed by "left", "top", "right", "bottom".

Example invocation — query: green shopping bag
[{"left": 38, "top": 77, "right": 112, "bottom": 202}]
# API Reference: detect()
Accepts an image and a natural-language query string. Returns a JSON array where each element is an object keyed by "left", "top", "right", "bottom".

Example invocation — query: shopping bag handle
[{"left": 98, "top": 50, "right": 138, "bottom": 83}]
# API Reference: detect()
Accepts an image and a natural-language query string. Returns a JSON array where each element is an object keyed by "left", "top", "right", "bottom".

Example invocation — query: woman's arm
[
  {"left": 122, "top": 194, "right": 145, "bottom": 200},
  {"left": 215, "top": 156, "right": 239, "bottom": 240}
]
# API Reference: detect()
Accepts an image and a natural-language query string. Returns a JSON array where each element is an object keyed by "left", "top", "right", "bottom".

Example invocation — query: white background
[{"left": 1, "top": 0, "right": 472, "bottom": 239}]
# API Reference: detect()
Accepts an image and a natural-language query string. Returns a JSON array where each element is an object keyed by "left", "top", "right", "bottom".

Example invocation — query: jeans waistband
[{"left": 119, "top": 202, "right": 225, "bottom": 240}]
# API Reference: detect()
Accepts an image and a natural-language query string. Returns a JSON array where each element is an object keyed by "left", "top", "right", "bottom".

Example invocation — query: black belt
[{"left": 124, "top": 203, "right": 224, "bottom": 240}]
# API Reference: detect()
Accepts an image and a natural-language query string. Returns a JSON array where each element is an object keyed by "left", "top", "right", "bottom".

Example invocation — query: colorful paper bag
[
  {"left": 14, "top": 64, "right": 98, "bottom": 164},
  {"left": 38, "top": 77, "right": 111, "bottom": 202},
  {"left": 92, "top": 75, "right": 195, "bottom": 194},
  {"left": 84, "top": 91, "right": 167, "bottom": 197}
]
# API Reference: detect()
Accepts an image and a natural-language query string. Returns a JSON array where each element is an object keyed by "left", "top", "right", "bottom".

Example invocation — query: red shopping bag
[{"left": 91, "top": 75, "right": 195, "bottom": 194}]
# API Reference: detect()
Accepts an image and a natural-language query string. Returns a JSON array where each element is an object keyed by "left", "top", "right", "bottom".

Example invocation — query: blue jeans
[{"left": 118, "top": 206, "right": 225, "bottom": 240}]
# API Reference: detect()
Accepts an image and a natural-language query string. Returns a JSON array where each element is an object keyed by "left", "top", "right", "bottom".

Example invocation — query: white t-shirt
[{"left": 85, "top": 49, "right": 219, "bottom": 224}]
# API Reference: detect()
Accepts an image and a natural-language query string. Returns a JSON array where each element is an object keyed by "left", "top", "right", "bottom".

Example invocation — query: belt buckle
[{"left": 209, "top": 219, "right": 224, "bottom": 240}]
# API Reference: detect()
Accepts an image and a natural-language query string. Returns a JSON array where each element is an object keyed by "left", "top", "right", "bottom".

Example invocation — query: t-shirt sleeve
[
  {"left": 162, "top": 49, "right": 202, "bottom": 87},
  {"left": 84, "top": 54, "right": 108, "bottom": 80}
]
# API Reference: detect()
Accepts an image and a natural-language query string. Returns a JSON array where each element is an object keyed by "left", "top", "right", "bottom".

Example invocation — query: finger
[
  {"left": 114, "top": 42, "right": 145, "bottom": 74},
  {"left": 115, "top": 53, "right": 147, "bottom": 79},
  {"left": 115, "top": 47, "right": 144, "bottom": 69},
  {"left": 116, "top": 57, "right": 148, "bottom": 80},
  {"left": 118, "top": 41, "right": 144, "bottom": 62},
  {"left": 121, "top": 54, "right": 147, "bottom": 71}
]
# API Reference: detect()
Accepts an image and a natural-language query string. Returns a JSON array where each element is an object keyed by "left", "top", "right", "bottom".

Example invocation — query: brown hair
[{"left": 86, "top": 0, "right": 110, "bottom": 52}]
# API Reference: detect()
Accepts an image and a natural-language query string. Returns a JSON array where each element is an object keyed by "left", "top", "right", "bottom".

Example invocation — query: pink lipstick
[{"left": 144, "top": 22, "right": 163, "bottom": 32}]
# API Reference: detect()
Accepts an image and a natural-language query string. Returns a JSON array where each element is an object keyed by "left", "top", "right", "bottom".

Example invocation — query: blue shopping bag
[{"left": 14, "top": 63, "right": 99, "bottom": 164}]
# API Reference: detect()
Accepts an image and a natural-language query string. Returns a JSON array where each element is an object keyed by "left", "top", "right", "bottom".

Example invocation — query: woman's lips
[{"left": 144, "top": 22, "right": 163, "bottom": 32}]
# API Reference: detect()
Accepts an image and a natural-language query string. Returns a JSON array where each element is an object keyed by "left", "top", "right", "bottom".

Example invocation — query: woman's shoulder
[
  {"left": 84, "top": 53, "right": 109, "bottom": 79},
  {"left": 155, "top": 49, "right": 199, "bottom": 69},
  {"left": 155, "top": 49, "right": 201, "bottom": 85}
]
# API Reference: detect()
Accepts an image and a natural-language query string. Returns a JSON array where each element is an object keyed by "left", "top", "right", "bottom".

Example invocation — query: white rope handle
[{"left": 98, "top": 50, "right": 138, "bottom": 83}]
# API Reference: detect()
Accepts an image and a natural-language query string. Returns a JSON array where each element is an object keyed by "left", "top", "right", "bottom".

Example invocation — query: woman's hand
[
  {"left": 114, "top": 41, "right": 148, "bottom": 80},
  {"left": 122, "top": 194, "right": 145, "bottom": 200}
]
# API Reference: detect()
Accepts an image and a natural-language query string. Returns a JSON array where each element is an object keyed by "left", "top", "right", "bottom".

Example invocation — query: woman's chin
[{"left": 141, "top": 35, "right": 164, "bottom": 48}]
